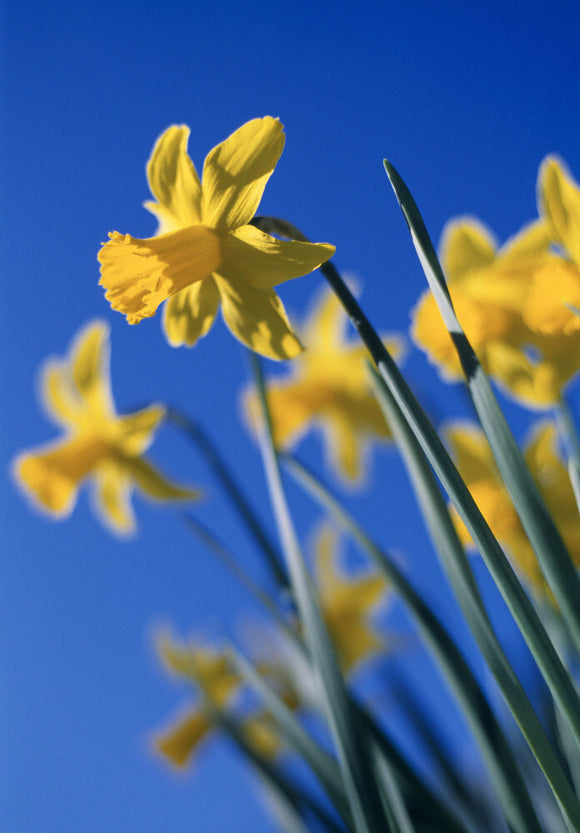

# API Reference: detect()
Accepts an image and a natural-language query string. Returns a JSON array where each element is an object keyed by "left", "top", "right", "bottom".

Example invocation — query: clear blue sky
[{"left": 2, "top": 1, "right": 580, "bottom": 830}]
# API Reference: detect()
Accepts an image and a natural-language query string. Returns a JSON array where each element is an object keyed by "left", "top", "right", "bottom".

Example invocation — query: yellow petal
[
  {"left": 98, "top": 226, "right": 222, "bottom": 324},
  {"left": 41, "top": 362, "right": 82, "bottom": 428},
  {"left": 314, "top": 523, "right": 341, "bottom": 593},
  {"left": 243, "top": 714, "right": 283, "bottom": 759},
  {"left": 440, "top": 219, "right": 496, "bottom": 282},
  {"left": 154, "top": 708, "right": 213, "bottom": 767},
  {"left": 539, "top": 156, "right": 580, "bottom": 264},
  {"left": 116, "top": 404, "right": 166, "bottom": 455},
  {"left": 221, "top": 225, "right": 335, "bottom": 289},
  {"left": 162, "top": 277, "right": 220, "bottom": 348},
  {"left": 524, "top": 259, "right": 580, "bottom": 334},
  {"left": 70, "top": 321, "right": 114, "bottom": 416},
  {"left": 202, "top": 117, "right": 285, "bottom": 231},
  {"left": 122, "top": 455, "right": 200, "bottom": 502},
  {"left": 92, "top": 463, "right": 136, "bottom": 535},
  {"left": 144, "top": 125, "right": 202, "bottom": 233},
  {"left": 216, "top": 275, "right": 302, "bottom": 360},
  {"left": 327, "top": 414, "right": 364, "bottom": 482},
  {"left": 13, "top": 435, "right": 109, "bottom": 516},
  {"left": 499, "top": 219, "right": 551, "bottom": 260},
  {"left": 302, "top": 286, "right": 348, "bottom": 350}
]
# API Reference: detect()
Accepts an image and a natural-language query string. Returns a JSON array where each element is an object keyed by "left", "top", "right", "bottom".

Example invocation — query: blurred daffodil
[
  {"left": 99, "top": 117, "right": 335, "bottom": 359},
  {"left": 153, "top": 630, "right": 288, "bottom": 767},
  {"left": 13, "top": 321, "right": 197, "bottom": 535},
  {"left": 314, "top": 523, "right": 391, "bottom": 672},
  {"left": 524, "top": 156, "right": 580, "bottom": 336},
  {"left": 247, "top": 286, "right": 404, "bottom": 481},
  {"left": 447, "top": 421, "right": 580, "bottom": 596},
  {"left": 412, "top": 218, "right": 580, "bottom": 407}
]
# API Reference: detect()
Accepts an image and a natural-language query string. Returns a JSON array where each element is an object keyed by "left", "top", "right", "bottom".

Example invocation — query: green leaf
[
  {"left": 248, "top": 350, "right": 390, "bottom": 833},
  {"left": 383, "top": 158, "right": 580, "bottom": 657},
  {"left": 369, "top": 364, "right": 580, "bottom": 832}
]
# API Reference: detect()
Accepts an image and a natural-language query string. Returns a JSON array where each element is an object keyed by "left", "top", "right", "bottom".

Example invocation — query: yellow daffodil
[
  {"left": 523, "top": 156, "right": 580, "bottom": 335},
  {"left": 412, "top": 217, "right": 580, "bottom": 407},
  {"left": 246, "top": 286, "right": 404, "bottom": 481},
  {"left": 99, "top": 117, "right": 335, "bottom": 359},
  {"left": 153, "top": 630, "right": 288, "bottom": 767},
  {"left": 314, "top": 523, "right": 390, "bottom": 672},
  {"left": 13, "top": 321, "right": 197, "bottom": 535},
  {"left": 447, "top": 421, "right": 580, "bottom": 597}
]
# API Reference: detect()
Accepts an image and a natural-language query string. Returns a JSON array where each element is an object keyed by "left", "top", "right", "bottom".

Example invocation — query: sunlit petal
[
  {"left": 41, "top": 362, "right": 82, "bottom": 428},
  {"left": 14, "top": 435, "right": 109, "bottom": 516},
  {"left": 440, "top": 219, "right": 496, "bottom": 281},
  {"left": 70, "top": 321, "right": 114, "bottom": 416},
  {"left": 499, "top": 219, "right": 551, "bottom": 260},
  {"left": 99, "top": 226, "right": 222, "bottom": 324},
  {"left": 539, "top": 156, "right": 580, "bottom": 264},
  {"left": 524, "top": 259, "right": 580, "bottom": 334},
  {"left": 154, "top": 708, "right": 213, "bottom": 767},
  {"left": 221, "top": 225, "right": 335, "bottom": 289},
  {"left": 162, "top": 277, "right": 220, "bottom": 347},
  {"left": 216, "top": 274, "right": 302, "bottom": 360},
  {"left": 202, "top": 117, "right": 285, "bottom": 231},
  {"left": 116, "top": 404, "right": 166, "bottom": 455},
  {"left": 145, "top": 125, "right": 202, "bottom": 233},
  {"left": 92, "top": 463, "right": 136, "bottom": 535}
]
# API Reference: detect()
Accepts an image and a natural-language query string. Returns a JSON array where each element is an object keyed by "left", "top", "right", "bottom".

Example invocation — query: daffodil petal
[
  {"left": 539, "top": 156, "right": 580, "bottom": 264},
  {"left": 92, "top": 463, "right": 136, "bottom": 536},
  {"left": 439, "top": 218, "right": 496, "bottom": 282},
  {"left": 524, "top": 260, "right": 580, "bottom": 334},
  {"left": 302, "top": 286, "right": 348, "bottom": 349},
  {"left": 71, "top": 320, "right": 114, "bottom": 416},
  {"left": 499, "top": 219, "right": 551, "bottom": 260},
  {"left": 154, "top": 708, "right": 213, "bottom": 767},
  {"left": 13, "top": 435, "right": 108, "bottom": 516},
  {"left": 145, "top": 125, "right": 202, "bottom": 232},
  {"left": 41, "top": 362, "right": 82, "bottom": 428},
  {"left": 117, "top": 404, "right": 166, "bottom": 455},
  {"left": 162, "top": 277, "right": 220, "bottom": 347},
  {"left": 216, "top": 275, "right": 302, "bottom": 360},
  {"left": 202, "top": 117, "right": 285, "bottom": 231},
  {"left": 98, "top": 226, "right": 222, "bottom": 324},
  {"left": 221, "top": 225, "right": 335, "bottom": 289},
  {"left": 327, "top": 415, "right": 364, "bottom": 482}
]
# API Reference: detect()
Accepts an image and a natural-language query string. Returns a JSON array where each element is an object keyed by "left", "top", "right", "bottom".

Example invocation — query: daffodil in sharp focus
[
  {"left": 13, "top": 321, "right": 198, "bottom": 535},
  {"left": 245, "top": 285, "right": 405, "bottom": 482},
  {"left": 99, "top": 117, "right": 335, "bottom": 359}
]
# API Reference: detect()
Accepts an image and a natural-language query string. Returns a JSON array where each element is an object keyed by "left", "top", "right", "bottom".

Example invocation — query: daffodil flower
[
  {"left": 99, "top": 117, "right": 335, "bottom": 359},
  {"left": 246, "top": 286, "right": 405, "bottom": 481},
  {"left": 153, "top": 630, "right": 288, "bottom": 767},
  {"left": 314, "top": 524, "right": 391, "bottom": 672},
  {"left": 447, "top": 421, "right": 580, "bottom": 597},
  {"left": 13, "top": 321, "right": 198, "bottom": 535},
  {"left": 523, "top": 156, "right": 580, "bottom": 335},
  {"left": 412, "top": 218, "right": 580, "bottom": 407}
]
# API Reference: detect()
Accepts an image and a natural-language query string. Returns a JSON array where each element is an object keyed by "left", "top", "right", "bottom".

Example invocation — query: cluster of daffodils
[{"left": 13, "top": 117, "right": 580, "bottom": 831}]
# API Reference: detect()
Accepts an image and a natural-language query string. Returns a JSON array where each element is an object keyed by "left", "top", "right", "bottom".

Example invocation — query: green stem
[{"left": 167, "top": 407, "right": 288, "bottom": 591}]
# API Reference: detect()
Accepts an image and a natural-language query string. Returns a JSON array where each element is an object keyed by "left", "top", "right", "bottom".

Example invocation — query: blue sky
[{"left": 2, "top": 1, "right": 580, "bottom": 831}]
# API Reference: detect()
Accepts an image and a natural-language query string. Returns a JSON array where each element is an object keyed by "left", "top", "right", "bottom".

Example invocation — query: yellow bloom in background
[
  {"left": 524, "top": 156, "right": 580, "bottom": 335},
  {"left": 99, "top": 117, "right": 335, "bottom": 360},
  {"left": 153, "top": 630, "right": 288, "bottom": 768},
  {"left": 314, "top": 523, "right": 391, "bottom": 673},
  {"left": 447, "top": 421, "right": 580, "bottom": 596},
  {"left": 13, "top": 321, "right": 197, "bottom": 535},
  {"left": 412, "top": 217, "right": 580, "bottom": 407},
  {"left": 246, "top": 286, "right": 405, "bottom": 481}
]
